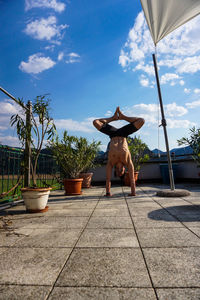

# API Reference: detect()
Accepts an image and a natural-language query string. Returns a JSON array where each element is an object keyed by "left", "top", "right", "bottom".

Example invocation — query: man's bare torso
[{"left": 108, "top": 136, "right": 131, "bottom": 166}]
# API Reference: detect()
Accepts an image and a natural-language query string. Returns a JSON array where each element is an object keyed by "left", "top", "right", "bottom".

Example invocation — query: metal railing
[{"left": 0, "top": 145, "right": 60, "bottom": 204}]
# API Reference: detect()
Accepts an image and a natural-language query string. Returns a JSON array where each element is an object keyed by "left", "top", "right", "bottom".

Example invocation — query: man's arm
[
  {"left": 127, "top": 159, "right": 136, "bottom": 196},
  {"left": 106, "top": 162, "right": 113, "bottom": 196}
]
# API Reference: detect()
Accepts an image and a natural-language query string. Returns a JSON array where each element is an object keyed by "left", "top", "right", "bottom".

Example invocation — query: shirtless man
[{"left": 93, "top": 107, "right": 145, "bottom": 196}]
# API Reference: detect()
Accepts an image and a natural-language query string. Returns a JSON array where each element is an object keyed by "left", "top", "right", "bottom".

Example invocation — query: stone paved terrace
[{"left": 0, "top": 184, "right": 200, "bottom": 300}]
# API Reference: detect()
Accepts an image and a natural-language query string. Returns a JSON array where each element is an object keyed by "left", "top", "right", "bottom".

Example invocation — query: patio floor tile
[
  {"left": 137, "top": 227, "right": 200, "bottom": 247},
  {"left": 143, "top": 248, "right": 200, "bottom": 287},
  {"left": 0, "top": 247, "right": 72, "bottom": 285},
  {"left": 49, "top": 287, "right": 156, "bottom": 300},
  {"left": 86, "top": 216, "right": 133, "bottom": 229},
  {"left": 56, "top": 248, "right": 151, "bottom": 287},
  {"left": 76, "top": 229, "right": 139, "bottom": 247}
]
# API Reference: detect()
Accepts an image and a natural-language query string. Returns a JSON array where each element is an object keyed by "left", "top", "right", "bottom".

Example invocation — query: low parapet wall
[{"left": 91, "top": 158, "right": 200, "bottom": 183}]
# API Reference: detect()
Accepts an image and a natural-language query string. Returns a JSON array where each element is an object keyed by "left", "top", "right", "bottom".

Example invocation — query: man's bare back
[{"left": 93, "top": 107, "right": 145, "bottom": 197}]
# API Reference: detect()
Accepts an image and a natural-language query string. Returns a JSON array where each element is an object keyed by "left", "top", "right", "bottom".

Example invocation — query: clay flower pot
[
  {"left": 21, "top": 187, "right": 52, "bottom": 213},
  {"left": 79, "top": 172, "right": 93, "bottom": 188},
  {"left": 124, "top": 171, "right": 139, "bottom": 186},
  {"left": 63, "top": 178, "right": 83, "bottom": 195}
]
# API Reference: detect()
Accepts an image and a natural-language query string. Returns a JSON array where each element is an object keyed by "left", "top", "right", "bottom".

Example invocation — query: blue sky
[{"left": 0, "top": 0, "right": 200, "bottom": 152}]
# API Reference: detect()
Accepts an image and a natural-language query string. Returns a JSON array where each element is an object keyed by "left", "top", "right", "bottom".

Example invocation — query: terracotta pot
[
  {"left": 63, "top": 178, "right": 83, "bottom": 195},
  {"left": 21, "top": 187, "right": 52, "bottom": 213},
  {"left": 124, "top": 171, "right": 139, "bottom": 186},
  {"left": 79, "top": 172, "right": 93, "bottom": 188}
]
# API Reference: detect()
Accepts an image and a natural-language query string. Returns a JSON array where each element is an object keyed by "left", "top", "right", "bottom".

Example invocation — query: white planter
[{"left": 21, "top": 187, "right": 52, "bottom": 213}]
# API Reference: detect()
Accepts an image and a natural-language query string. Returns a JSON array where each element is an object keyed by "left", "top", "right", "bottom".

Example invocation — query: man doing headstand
[{"left": 93, "top": 107, "right": 145, "bottom": 196}]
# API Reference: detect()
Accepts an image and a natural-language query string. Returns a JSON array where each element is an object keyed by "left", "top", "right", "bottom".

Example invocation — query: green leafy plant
[
  {"left": 127, "top": 136, "right": 150, "bottom": 171},
  {"left": 49, "top": 130, "right": 101, "bottom": 179},
  {"left": 10, "top": 95, "right": 56, "bottom": 187},
  {"left": 177, "top": 126, "right": 200, "bottom": 167}
]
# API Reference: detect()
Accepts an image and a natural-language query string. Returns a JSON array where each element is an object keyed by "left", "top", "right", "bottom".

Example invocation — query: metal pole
[
  {"left": 0, "top": 86, "right": 27, "bottom": 109},
  {"left": 152, "top": 53, "right": 175, "bottom": 190},
  {"left": 24, "top": 101, "right": 32, "bottom": 187}
]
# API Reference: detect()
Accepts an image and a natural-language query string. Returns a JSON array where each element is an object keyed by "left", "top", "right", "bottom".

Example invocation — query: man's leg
[
  {"left": 118, "top": 107, "right": 145, "bottom": 130},
  {"left": 93, "top": 107, "right": 119, "bottom": 131}
]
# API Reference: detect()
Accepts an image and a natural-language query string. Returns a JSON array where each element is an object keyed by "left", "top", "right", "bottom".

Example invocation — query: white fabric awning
[{"left": 140, "top": 0, "right": 200, "bottom": 45}]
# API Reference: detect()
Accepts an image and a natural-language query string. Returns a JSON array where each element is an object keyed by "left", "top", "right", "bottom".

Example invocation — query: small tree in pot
[
  {"left": 10, "top": 95, "right": 56, "bottom": 212},
  {"left": 49, "top": 130, "right": 101, "bottom": 194},
  {"left": 177, "top": 126, "right": 200, "bottom": 168},
  {"left": 124, "top": 136, "right": 150, "bottom": 185}
]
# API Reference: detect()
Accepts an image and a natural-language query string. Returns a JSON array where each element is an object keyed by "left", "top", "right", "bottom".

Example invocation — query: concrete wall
[{"left": 91, "top": 159, "right": 200, "bottom": 183}]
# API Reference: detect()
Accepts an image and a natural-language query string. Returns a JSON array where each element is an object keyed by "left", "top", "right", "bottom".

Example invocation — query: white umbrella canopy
[{"left": 140, "top": 0, "right": 200, "bottom": 45}]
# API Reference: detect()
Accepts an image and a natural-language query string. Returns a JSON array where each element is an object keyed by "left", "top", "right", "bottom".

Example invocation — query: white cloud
[
  {"left": 160, "top": 73, "right": 180, "bottom": 85},
  {"left": 66, "top": 52, "right": 80, "bottom": 64},
  {"left": 185, "top": 100, "right": 200, "bottom": 109},
  {"left": 119, "top": 11, "right": 200, "bottom": 87},
  {"left": 134, "top": 62, "right": 154, "bottom": 75},
  {"left": 55, "top": 117, "right": 94, "bottom": 133},
  {"left": 139, "top": 75, "right": 149, "bottom": 87},
  {"left": 19, "top": 53, "right": 56, "bottom": 74},
  {"left": 58, "top": 51, "right": 64, "bottom": 61},
  {"left": 166, "top": 119, "right": 196, "bottom": 129},
  {"left": 194, "top": 88, "right": 200, "bottom": 94},
  {"left": 105, "top": 110, "right": 112, "bottom": 117},
  {"left": 0, "top": 135, "right": 20, "bottom": 147},
  {"left": 165, "top": 102, "right": 187, "bottom": 117},
  {"left": 25, "top": 0, "right": 66, "bottom": 13},
  {"left": 0, "top": 100, "right": 19, "bottom": 115},
  {"left": 24, "top": 16, "right": 68, "bottom": 42},
  {"left": 184, "top": 88, "right": 190, "bottom": 94}
]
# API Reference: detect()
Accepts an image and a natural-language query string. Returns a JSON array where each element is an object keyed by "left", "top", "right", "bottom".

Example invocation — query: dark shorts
[{"left": 100, "top": 123, "right": 138, "bottom": 138}]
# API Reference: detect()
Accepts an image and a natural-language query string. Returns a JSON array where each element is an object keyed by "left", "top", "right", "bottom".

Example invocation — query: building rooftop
[{"left": 0, "top": 183, "right": 200, "bottom": 299}]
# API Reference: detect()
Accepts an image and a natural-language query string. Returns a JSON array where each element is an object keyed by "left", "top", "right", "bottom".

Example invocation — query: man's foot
[
  {"left": 118, "top": 107, "right": 124, "bottom": 120},
  {"left": 105, "top": 192, "right": 112, "bottom": 197},
  {"left": 113, "top": 107, "right": 119, "bottom": 121},
  {"left": 128, "top": 193, "right": 136, "bottom": 197}
]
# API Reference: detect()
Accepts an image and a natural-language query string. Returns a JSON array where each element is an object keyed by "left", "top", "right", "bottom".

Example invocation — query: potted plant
[
  {"left": 177, "top": 127, "right": 200, "bottom": 167},
  {"left": 10, "top": 95, "right": 56, "bottom": 212},
  {"left": 79, "top": 139, "right": 101, "bottom": 188},
  {"left": 124, "top": 136, "right": 150, "bottom": 185},
  {"left": 49, "top": 131, "right": 101, "bottom": 194}
]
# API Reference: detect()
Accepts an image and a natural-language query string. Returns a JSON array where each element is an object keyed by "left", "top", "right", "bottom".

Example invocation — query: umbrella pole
[{"left": 152, "top": 53, "right": 175, "bottom": 190}]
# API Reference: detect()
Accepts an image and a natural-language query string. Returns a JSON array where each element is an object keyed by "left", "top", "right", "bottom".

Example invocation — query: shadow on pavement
[{"left": 148, "top": 205, "right": 200, "bottom": 222}]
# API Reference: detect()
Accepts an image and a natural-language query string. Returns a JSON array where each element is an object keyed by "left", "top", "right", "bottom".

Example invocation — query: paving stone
[
  {"left": 0, "top": 285, "right": 51, "bottom": 300},
  {"left": 9, "top": 216, "right": 89, "bottom": 229},
  {"left": 97, "top": 200, "right": 126, "bottom": 206},
  {"left": 49, "top": 202, "right": 98, "bottom": 209},
  {"left": 45, "top": 208, "right": 93, "bottom": 217},
  {"left": 164, "top": 205, "right": 200, "bottom": 216},
  {"left": 156, "top": 288, "right": 200, "bottom": 300},
  {"left": 137, "top": 227, "right": 200, "bottom": 247},
  {"left": 0, "top": 247, "right": 72, "bottom": 285},
  {"left": 14, "top": 228, "right": 82, "bottom": 248},
  {"left": 188, "top": 227, "right": 200, "bottom": 237},
  {"left": 127, "top": 202, "right": 160, "bottom": 208},
  {"left": 0, "top": 228, "right": 33, "bottom": 247},
  {"left": 76, "top": 229, "right": 139, "bottom": 247},
  {"left": 129, "top": 207, "right": 161, "bottom": 217},
  {"left": 86, "top": 216, "right": 133, "bottom": 229},
  {"left": 132, "top": 215, "right": 184, "bottom": 229},
  {"left": 93, "top": 207, "right": 129, "bottom": 217},
  {"left": 49, "top": 287, "right": 156, "bottom": 300},
  {"left": 143, "top": 248, "right": 200, "bottom": 287},
  {"left": 56, "top": 248, "right": 151, "bottom": 287}
]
